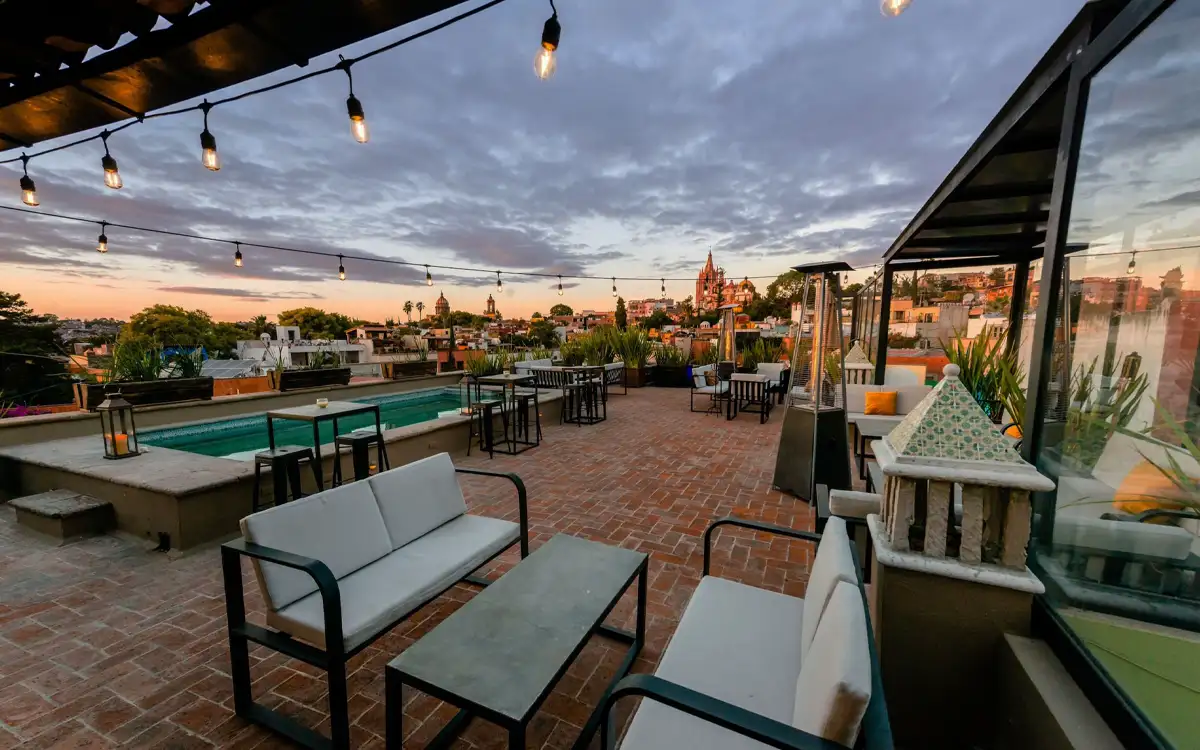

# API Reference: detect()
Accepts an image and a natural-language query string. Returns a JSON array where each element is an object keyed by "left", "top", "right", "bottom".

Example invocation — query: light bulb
[
  {"left": 200, "top": 129, "right": 220, "bottom": 171},
  {"left": 97, "top": 229, "right": 108, "bottom": 254},
  {"left": 534, "top": 48, "right": 557, "bottom": 80},
  {"left": 880, "top": 0, "right": 912, "bottom": 17},
  {"left": 1127, "top": 256, "right": 1136, "bottom": 275},
  {"left": 661, "top": 279, "right": 666, "bottom": 295},
  {"left": 496, "top": 272, "right": 503, "bottom": 292},
  {"left": 20, "top": 175, "right": 38, "bottom": 206},
  {"left": 612, "top": 278, "right": 617, "bottom": 297},
  {"left": 339, "top": 256, "right": 346, "bottom": 280},
  {"left": 234, "top": 246, "right": 243, "bottom": 268},
  {"left": 426, "top": 266, "right": 433, "bottom": 286},
  {"left": 347, "top": 95, "right": 368, "bottom": 144},
  {"left": 101, "top": 154, "right": 122, "bottom": 190},
  {"left": 558, "top": 276, "right": 564, "bottom": 296}
]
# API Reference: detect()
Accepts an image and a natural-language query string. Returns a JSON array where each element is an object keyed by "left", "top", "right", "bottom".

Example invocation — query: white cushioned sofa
[
  {"left": 221, "top": 452, "right": 529, "bottom": 750},
  {"left": 845, "top": 383, "right": 932, "bottom": 430},
  {"left": 594, "top": 516, "right": 892, "bottom": 750}
]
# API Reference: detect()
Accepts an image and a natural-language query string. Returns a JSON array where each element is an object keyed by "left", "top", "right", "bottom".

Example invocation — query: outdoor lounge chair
[
  {"left": 592, "top": 516, "right": 891, "bottom": 750},
  {"left": 757, "top": 362, "right": 789, "bottom": 404},
  {"left": 221, "top": 452, "right": 529, "bottom": 750},
  {"left": 690, "top": 364, "right": 729, "bottom": 413}
]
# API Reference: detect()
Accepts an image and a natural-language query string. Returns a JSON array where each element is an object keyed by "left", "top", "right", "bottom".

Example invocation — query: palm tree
[
  {"left": 249, "top": 314, "right": 271, "bottom": 337},
  {"left": 415, "top": 301, "right": 425, "bottom": 321},
  {"left": 678, "top": 296, "right": 695, "bottom": 326},
  {"left": 403, "top": 300, "right": 414, "bottom": 323}
]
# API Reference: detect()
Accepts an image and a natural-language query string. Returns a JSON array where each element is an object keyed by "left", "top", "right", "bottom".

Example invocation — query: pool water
[{"left": 141, "top": 387, "right": 482, "bottom": 460}]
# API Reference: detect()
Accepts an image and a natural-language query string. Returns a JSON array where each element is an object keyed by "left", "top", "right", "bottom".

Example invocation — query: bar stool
[
  {"left": 252, "top": 445, "right": 317, "bottom": 512},
  {"left": 331, "top": 431, "right": 390, "bottom": 486}
]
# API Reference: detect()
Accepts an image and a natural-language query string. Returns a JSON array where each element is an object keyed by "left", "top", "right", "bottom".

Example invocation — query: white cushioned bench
[
  {"left": 846, "top": 384, "right": 931, "bottom": 430},
  {"left": 594, "top": 516, "right": 892, "bottom": 750},
  {"left": 221, "top": 452, "right": 529, "bottom": 750}
]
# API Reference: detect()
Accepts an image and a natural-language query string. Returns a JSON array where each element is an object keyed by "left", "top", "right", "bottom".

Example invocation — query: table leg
[
  {"left": 267, "top": 415, "right": 276, "bottom": 451},
  {"left": 311, "top": 423, "right": 325, "bottom": 490},
  {"left": 509, "top": 725, "right": 525, "bottom": 750},
  {"left": 375, "top": 407, "right": 388, "bottom": 470},
  {"left": 857, "top": 430, "right": 866, "bottom": 481},
  {"left": 385, "top": 670, "right": 403, "bottom": 749},
  {"left": 533, "top": 385, "right": 542, "bottom": 442}
]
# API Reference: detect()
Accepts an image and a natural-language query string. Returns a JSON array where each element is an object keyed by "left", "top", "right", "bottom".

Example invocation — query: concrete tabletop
[{"left": 265, "top": 401, "right": 377, "bottom": 421}]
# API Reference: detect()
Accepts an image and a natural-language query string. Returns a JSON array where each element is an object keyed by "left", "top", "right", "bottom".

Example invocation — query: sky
[{"left": 0, "top": 0, "right": 1086, "bottom": 323}]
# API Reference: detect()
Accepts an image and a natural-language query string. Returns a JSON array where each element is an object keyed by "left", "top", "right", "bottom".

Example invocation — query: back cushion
[
  {"left": 800, "top": 516, "right": 859, "bottom": 658},
  {"left": 757, "top": 363, "right": 786, "bottom": 379},
  {"left": 895, "top": 385, "right": 932, "bottom": 414},
  {"left": 368, "top": 453, "right": 467, "bottom": 549},
  {"left": 844, "top": 385, "right": 879, "bottom": 414},
  {"left": 241, "top": 481, "right": 392, "bottom": 610},
  {"left": 792, "top": 582, "right": 872, "bottom": 747}
]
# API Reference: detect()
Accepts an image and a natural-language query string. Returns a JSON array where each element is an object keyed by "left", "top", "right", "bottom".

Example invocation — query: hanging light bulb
[
  {"left": 661, "top": 278, "right": 666, "bottom": 296},
  {"left": 534, "top": 0, "right": 560, "bottom": 80},
  {"left": 234, "top": 242, "right": 243, "bottom": 268},
  {"left": 100, "top": 132, "right": 122, "bottom": 190},
  {"left": 558, "top": 275, "right": 564, "bottom": 296},
  {"left": 19, "top": 154, "right": 38, "bottom": 206},
  {"left": 612, "top": 277, "right": 617, "bottom": 298},
  {"left": 496, "top": 271, "right": 503, "bottom": 292},
  {"left": 97, "top": 222, "right": 109, "bottom": 254},
  {"left": 1127, "top": 252, "right": 1137, "bottom": 275},
  {"left": 880, "top": 0, "right": 912, "bottom": 17},
  {"left": 199, "top": 101, "right": 221, "bottom": 171},
  {"left": 339, "top": 57, "right": 369, "bottom": 144},
  {"left": 338, "top": 255, "right": 346, "bottom": 281},
  {"left": 426, "top": 265, "right": 433, "bottom": 286}
]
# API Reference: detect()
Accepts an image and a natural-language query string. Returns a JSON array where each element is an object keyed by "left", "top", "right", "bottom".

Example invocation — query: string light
[
  {"left": 234, "top": 242, "right": 243, "bottom": 268},
  {"left": 199, "top": 101, "right": 220, "bottom": 171},
  {"left": 426, "top": 265, "right": 433, "bottom": 286},
  {"left": 100, "top": 132, "right": 122, "bottom": 190},
  {"left": 496, "top": 271, "right": 503, "bottom": 292},
  {"left": 612, "top": 277, "right": 617, "bottom": 297},
  {"left": 340, "top": 58, "right": 369, "bottom": 144},
  {"left": 661, "top": 278, "right": 665, "bottom": 295},
  {"left": 97, "top": 222, "right": 108, "bottom": 254},
  {"left": 880, "top": 0, "right": 912, "bottom": 17},
  {"left": 558, "top": 275, "right": 564, "bottom": 296},
  {"left": 338, "top": 255, "right": 346, "bottom": 280},
  {"left": 19, "top": 154, "right": 37, "bottom": 206},
  {"left": 1127, "top": 251, "right": 1137, "bottom": 275},
  {"left": 534, "top": 0, "right": 560, "bottom": 80}
]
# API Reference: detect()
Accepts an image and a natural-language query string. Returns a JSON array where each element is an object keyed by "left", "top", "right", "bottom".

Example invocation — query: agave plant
[
  {"left": 616, "top": 329, "right": 653, "bottom": 369},
  {"left": 464, "top": 351, "right": 509, "bottom": 377},
  {"left": 110, "top": 338, "right": 164, "bottom": 382},
  {"left": 1106, "top": 392, "right": 1200, "bottom": 519},
  {"left": 654, "top": 343, "right": 688, "bottom": 367},
  {"left": 165, "top": 348, "right": 205, "bottom": 379},
  {"left": 942, "top": 326, "right": 1017, "bottom": 423}
]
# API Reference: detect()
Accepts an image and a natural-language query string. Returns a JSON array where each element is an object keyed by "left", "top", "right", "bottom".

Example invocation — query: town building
[
  {"left": 484, "top": 294, "right": 497, "bottom": 318},
  {"left": 434, "top": 291, "right": 450, "bottom": 318},
  {"left": 625, "top": 298, "right": 677, "bottom": 321}
]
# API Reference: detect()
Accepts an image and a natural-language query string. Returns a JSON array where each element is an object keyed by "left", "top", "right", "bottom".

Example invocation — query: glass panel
[{"left": 1031, "top": 4, "right": 1200, "bottom": 746}]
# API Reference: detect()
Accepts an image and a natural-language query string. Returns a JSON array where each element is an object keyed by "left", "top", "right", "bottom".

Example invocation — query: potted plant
[
  {"left": 617, "top": 329, "right": 654, "bottom": 387},
  {"left": 270, "top": 342, "right": 352, "bottom": 391},
  {"left": 382, "top": 342, "right": 436, "bottom": 379},
  {"left": 74, "top": 340, "right": 214, "bottom": 411},
  {"left": 653, "top": 343, "right": 690, "bottom": 387}
]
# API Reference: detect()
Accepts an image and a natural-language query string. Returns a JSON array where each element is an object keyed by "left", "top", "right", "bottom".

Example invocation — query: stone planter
[
  {"left": 268, "top": 368, "right": 352, "bottom": 392},
  {"left": 625, "top": 366, "right": 650, "bottom": 388},
  {"left": 654, "top": 365, "right": 690, "bottom": 388},
  {"left": 74, "top": 377, "right": 214, "bottom": 412}
]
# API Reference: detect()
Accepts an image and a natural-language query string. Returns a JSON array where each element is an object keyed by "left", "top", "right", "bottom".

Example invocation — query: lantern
[{"left": 98, "top": 392, "right": 140, "bottom": 459}]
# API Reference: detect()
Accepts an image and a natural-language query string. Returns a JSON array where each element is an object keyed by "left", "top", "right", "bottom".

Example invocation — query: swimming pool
[{"left": 141, "top": 387, "right": 484, "bottom": 460}]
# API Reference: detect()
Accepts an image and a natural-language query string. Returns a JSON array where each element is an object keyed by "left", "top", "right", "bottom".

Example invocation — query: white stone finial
[{"left": 943, "top": 363, "right": 960, "bottom": 379}]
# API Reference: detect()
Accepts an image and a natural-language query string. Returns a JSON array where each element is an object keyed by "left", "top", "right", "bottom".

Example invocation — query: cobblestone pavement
[{"left": 0, "top": 387, "right": 818, "bottom": 749}]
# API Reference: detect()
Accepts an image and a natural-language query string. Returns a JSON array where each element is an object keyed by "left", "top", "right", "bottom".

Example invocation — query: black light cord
[{"left": 0, "top": 0, "right": 512, "bottom": 166}]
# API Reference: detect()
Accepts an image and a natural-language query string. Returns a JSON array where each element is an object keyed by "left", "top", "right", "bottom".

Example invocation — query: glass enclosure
[{"left": 1030, "top": 3, "right": 1200, "bottom": 746}]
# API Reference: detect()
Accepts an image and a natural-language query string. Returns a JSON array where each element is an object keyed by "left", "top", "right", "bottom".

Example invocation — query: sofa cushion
[
  {"left": 618, "top": 576, "right": 806, "bottom": 750},
  {"left": 844, "top": 385, "right": 879, "bottom": 414},
  {"left": 800, "top": 517, "right": 858, "bottom": 658},
  {"left": 268, "top": 514, "right": 519, "bottom": 651},
  {"left": 241, "top": 481, "right": 392, "bottom": 610},
  {"left": 368, "top": 453, "right": 467, "bottom": 550},
  {"left": 893, "top": 384, "right": 932, "bottom": 414},
  {"left": 756, "top": 363, "right": 786, "bottom": 380},
  {"left": 792, "top": 581, "right": 872, "bottom": 747}
]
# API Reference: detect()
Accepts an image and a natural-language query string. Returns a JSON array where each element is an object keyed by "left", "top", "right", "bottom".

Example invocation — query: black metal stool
[
  {"left": 331, "top": 431, "right": 390, "bottom": 486},
  {"left": 252, "top": 445, "right": 317, "bottom": 512}
]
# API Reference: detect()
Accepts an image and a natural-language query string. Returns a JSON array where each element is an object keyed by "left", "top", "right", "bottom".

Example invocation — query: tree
[
  {"left": 415, "top": 302, "right": 425, "bottom": 321},
  {"left": 528, "top": 320, "right": 560, "bottom": 347},
  {"left": 985, "top": 294, "right": 1012, "bottom": 314},
  {"left": 125, "top": 305, "right": 214, "bottom": 345},
  {"left": 549, "top": 303, "right": 573, "bottom": 317},
  {"left": 615, "top": 297, "right": 627, "bottom": 330},
  {"left": 0, "top": 291, "right": 59, "bottom": 355},
  {"left": 208, "top": 322, "right": 244, "bottom": 358},
  {"left": 276, "top": 307, "right": 357, "bottom": 339},
  {"left": 642, "top": 310, "right": 673, "bottom": 331},
  {"left": 248, "top": 314, "right": 273, "bottom": 338},
  {"left": 988, "top": 267, "right": 1008, "bottom": 286},
  {"left": 765, "top": 270, "right": 806, "bottom": 304},
  {"left": 843, "top": 282, "right": 863, "bottom": 297},
  {"left": 403, "top": 301, "right": 414, "bottom": 322},
  {"left": 678, "top": 296, "right": 695, "bottom": 325}
]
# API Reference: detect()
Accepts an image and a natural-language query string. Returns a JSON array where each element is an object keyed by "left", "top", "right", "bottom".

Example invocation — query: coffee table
[{"left": 385, "top": 534, "right": 648, "bottom": 749}]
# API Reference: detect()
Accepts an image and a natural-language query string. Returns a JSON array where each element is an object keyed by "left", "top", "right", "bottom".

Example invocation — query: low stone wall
[{"left": 0, "top": 372, "right": 463, "bottom": 448}]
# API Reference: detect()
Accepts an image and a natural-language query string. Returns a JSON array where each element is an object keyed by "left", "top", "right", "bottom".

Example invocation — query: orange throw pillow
[
  {"left": 1004, "top": 424, "right": 1023, "bottom": 439},
  {"left": 1113, "top": 459, "right": 1188, "bottom": 519},
  {"left": 864, "top": 391, "right": 897, "bottom": 416}
]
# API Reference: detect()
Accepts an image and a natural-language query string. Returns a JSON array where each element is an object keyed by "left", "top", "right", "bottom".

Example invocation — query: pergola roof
[
  {"left": 883, "top": 0, "right": 1124, "bottom": 265},
  {"left": 0, "top": 0, "right": 468, "bottom": 153}
]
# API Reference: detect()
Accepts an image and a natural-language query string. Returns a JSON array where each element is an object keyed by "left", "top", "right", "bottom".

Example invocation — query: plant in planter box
[
  {"left": 653, "top": 344, "right": 689, "bottom": 387},
  {"left": 616, "top": 329, "right": 653, "bottom": 387},
  {"left": 78, "top": 339, "right": 213, "bottom": 410},
  {"left": 942, "top": 326, "right": 1017, "bottom": 424}
]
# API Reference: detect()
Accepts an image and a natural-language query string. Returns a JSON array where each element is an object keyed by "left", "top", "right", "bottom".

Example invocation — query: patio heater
[
  {"left": 716, "top": 303, "right": 738, "bottom": 380},
  {"left": 773, "top": 262, "right": 854, "bottom": 515}
]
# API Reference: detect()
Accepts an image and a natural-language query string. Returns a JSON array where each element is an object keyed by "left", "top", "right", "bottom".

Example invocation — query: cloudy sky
[{"left": 0, "top": 0, "right": 1083, "bottom": 322}]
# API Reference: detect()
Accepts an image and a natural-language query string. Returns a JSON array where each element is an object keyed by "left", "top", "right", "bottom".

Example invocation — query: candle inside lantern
[{"left": 112, "top": 433, "right": 129, "bottom": 456}]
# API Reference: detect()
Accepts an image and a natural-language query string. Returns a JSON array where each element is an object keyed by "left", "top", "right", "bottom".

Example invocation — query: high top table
[
  {"left": 265, "top": 400, "right": 383, "bottom": 490},
  {"left": 473, "top": 373, "right": 541, "bottom": 457},
  {"left": 386, "top": 534, "right": 648, "bottom": 749}
]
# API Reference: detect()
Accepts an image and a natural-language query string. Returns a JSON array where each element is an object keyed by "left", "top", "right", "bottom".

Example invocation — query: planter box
[
  {"left": 626, "top": 366, "right": 651, "bottom": 388},
  {"left": 74, "top": 377, "right": 214, "bottom": 411},
  {"left": 654, "top": 365, "right": 690, "bottom": 388},
  {"left": 268, "top": 368, "right": 352, "bottom": 392},
  {"left": 381, "top": 361, "right": 437, "bottom": 380}
]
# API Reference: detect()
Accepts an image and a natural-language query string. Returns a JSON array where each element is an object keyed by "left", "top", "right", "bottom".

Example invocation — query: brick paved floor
[{"left": 0, "top": 387, "right": 818, "bottom": 749}]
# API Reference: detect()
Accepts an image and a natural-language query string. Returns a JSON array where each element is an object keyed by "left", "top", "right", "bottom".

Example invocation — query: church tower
[{"left": 696, "top": 251, "right": 725, "bottom": 312}]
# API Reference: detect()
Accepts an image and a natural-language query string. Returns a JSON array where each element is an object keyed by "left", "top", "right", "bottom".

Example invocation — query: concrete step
[{"left": 10, "top": 489, "right": 115, "bottom": 541}]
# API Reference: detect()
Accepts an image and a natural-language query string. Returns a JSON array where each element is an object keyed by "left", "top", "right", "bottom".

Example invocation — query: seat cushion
[
  {"left": 618, "top": 576, "right": 805, "bottom": 750},
  {"left": 792, "top": 581, "right": 872, "bottom": 747},
  {"left": 368, "top": 453, "right": 467, "bottom": 549},
  {"left": 267, "top": 514, "right": 519, "bottom": 651},
  {"left": 241, "top": 481, "right": 392, "bottom": 610},
  {"left": 756, "top": 363, "right": 786, "bottom": 379},
  {"left": 800, "top": 517, "right": 858, "bottom": 658}
]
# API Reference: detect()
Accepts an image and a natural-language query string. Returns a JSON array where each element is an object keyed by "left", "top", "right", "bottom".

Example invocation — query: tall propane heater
[{"left": 773, "top": 262, "right": 854, "bottom": 522}]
